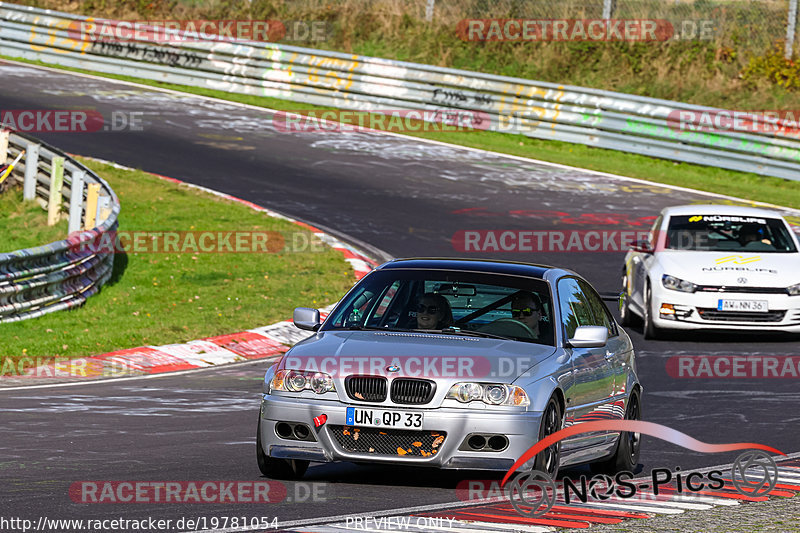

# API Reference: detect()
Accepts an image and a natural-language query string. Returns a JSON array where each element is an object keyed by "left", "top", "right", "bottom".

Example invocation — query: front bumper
[
  {"left": 259, "top": 393, "right": 542, "bottom": 471},
  {"left": 650, "top": 286, "right": 800, "bottom": 332}
]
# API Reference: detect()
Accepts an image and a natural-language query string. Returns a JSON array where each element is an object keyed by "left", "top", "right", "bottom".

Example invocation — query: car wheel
[
  {"left": 591, "top": 389, "right": 642, "bottom": 474},
  {"left": 533, "top": 397, "right": 562, "bottom": 478},
  {"left": 619, "top": 272, "right": 633, "bottom": 327},
  {"left": 256, "top": 417, "right": 309, "bottom": 479},
  {"left": 642, "top": 283, "right": 662, "bottom": 340}
]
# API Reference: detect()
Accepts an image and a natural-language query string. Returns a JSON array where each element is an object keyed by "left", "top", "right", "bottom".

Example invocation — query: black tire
[
  {"left": 591, "top": 389, "right": 642, "bottom": 474},
  {"left": 256, "top": 418, "right": 309, "bottom": 479},
  {"left": 619, "top": 272, "right": 633, "bottom": 328},
  {"left": 642, "top": 283, "right": 662, "bottom": 340},
  {"left": 533, "top": 397, "right": 562, "bottom": 478}
]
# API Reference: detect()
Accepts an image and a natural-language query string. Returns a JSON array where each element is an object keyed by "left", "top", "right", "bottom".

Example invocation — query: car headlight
[
  {"left": 446, "top": 383, "right": 530, "bottom": 407},
  {"left": 789, "top": 283, "right": 800, "bottom": 296},
  {"left": 662, "top": 274, "right": 697, "bottom": 293},
  {"left": 270, "top": 369, "right": 336, "bottom": 394}
]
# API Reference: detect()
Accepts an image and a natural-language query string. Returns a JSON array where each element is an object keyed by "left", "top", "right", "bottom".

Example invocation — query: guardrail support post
[
  {"left": 0, "top": 130, "right": 8, "bottom": 164},
  {"left": 24, "top": 142, "right": 40, "bottom": 201},
  {"left": 68, "top": 169, "right": 85, "bottom": 234},
  {"left": 425, "top": 0, "right": 435, "bottom": 22},
  {"left": 787, "top": 0, "right": 799, "bottom": 59},
  {"left": 48, "top": 156, "right": 65, "bottom": 226},
  {"left": 84, "top": 183, "right": 100, "bottom": 229},
  {"left": 96, "top": 195, "right": 111, "bottom": 225}
]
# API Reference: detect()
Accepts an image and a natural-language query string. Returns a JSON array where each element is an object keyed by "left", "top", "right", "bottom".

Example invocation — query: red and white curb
[
  {"left": 0, "top": 161, "right": 378, "bottom": 387},
  {"left": 282, "top": 456, "right": 800, "bottom": 533}
]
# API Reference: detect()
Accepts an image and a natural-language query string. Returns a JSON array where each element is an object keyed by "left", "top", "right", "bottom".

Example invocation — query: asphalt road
[{"left": 1, "top": 60, "right": 799, "bottom": 529}]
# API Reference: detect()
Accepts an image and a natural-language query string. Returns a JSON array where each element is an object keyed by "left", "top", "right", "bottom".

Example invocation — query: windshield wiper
[
  {"left": 347, "top": 325, "right": 410, "bottom": 332},
  {"left": 437, "top": 327, "right": 515, "bottom": 341}
]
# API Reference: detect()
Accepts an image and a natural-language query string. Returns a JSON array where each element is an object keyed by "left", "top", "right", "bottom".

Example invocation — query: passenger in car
[
  {"left": 738, "top": 223, "right": 772, "bottom": 249},
  {"left": 416, "top": 293, "right": 454, "bottom": 329}
]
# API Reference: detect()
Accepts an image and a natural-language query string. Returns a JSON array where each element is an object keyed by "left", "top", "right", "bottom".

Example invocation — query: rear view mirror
[
  {"left": 568, "top": 326, "right": 608, "bottom": 348},
  {"left": 294, "top": 307, "right": 321, "bottom": 331},
  {"left": 435, "top": 284, "right": 477, "bottom": 297},
  {"left": 629, "top": 239, "right": 653, "bottom": 254}
]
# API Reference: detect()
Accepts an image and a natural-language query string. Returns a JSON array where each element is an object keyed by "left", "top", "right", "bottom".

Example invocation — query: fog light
[{"left": 660, "top": 303, "right": 676, "bottom": 320}]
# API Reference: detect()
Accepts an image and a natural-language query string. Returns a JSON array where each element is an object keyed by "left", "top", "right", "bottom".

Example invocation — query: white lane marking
[
  {"left": 3, "top": 58, "right": 799, "bottom": 216},
  {"left": 595, "top": 496, "right": 712, "bottom": 510},
  {"left": 424, "top": 519, "right": 553, "bottom": 533},
  {"left": 567, "top": 500, "right": 683, "bottom": 514},
  {"left": 741, "top": 472, "right": 800, "bottom": 486},
  {"left": 776, "top": 469, "right": 800, "bottom": 479},
  {"left": 636, "top": 493, "right": 740, "bottom": 506}
]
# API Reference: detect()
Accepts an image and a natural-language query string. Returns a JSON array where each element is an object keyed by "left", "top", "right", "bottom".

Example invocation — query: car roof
[
  {"left": 376, "top": 258, "right": 560, "bottom": 279},
  {"left": 661, "top": 204, "right": 788, "bottom": 219}
]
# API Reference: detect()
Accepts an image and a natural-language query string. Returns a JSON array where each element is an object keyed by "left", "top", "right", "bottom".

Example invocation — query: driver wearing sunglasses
[
  {"left": 510, "top": 291, "right": 544, "bottom": 338},
  {"left": 415, "top": 293, "right": 454, "bottom": 330}
]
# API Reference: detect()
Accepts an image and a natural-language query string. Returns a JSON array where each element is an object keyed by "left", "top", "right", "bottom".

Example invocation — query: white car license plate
[
  {"left": 346, "top": 407, "right": 423, "bottom": 429},
  {"left": 718, "top": 299, "right": 769, "bottom": 312}
]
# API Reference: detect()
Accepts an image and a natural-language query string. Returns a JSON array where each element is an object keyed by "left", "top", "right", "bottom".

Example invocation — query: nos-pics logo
[{"left": 501, "top": 420, "right": 782, "bottom": 518}]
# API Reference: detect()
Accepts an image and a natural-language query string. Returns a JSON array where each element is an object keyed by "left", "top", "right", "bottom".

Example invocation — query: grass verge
[
  {"left": 3, "top": 54, "right": 800, "bottom": 211},
  {"left": 1, "top": 156, "right": 355, "bottom": 361},
  {"left": 0, "top": 186, "right": 67, "bottom": 252}
]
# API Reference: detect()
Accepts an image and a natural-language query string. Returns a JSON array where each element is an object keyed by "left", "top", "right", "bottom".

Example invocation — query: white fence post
[
  {"left": 602, "top": 0, "right": 616, "bottom": 19},
  {"left": 0, "top": 130, "right": 8, "bottom": 164},
  {"left": 68, "top": 169, "right": 84, "bottom": 234},
  {"left": 23, "top": 142, "right": 40, "bottom": 201},
  {"left": 425, "top": 0, "right": 435, "bottom": 22},
  {"left": 787, "top": 0, "right": 798, "bottom": 59}
]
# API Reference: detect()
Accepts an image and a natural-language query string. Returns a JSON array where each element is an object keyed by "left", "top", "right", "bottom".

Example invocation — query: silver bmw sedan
[{"left": 257, "top": 258, "right": 642, "bottom": 479}]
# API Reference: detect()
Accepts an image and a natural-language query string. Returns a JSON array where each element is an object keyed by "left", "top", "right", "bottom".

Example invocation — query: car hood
[
  {"left": 656, "top": 250, "right": 799, "bottom": 287},
  {"left": 278, "top": 330, "right": 558, "bottom": 382}
]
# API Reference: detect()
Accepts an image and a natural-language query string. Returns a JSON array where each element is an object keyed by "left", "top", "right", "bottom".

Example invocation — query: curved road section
[{"left": 1, "top": 60, "right": 798, "bottom": 528}]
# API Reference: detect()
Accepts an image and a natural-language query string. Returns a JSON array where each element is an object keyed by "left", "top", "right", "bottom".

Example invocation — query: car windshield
[
  {"left": 323, "top": 269, "right": 555, "bottom": 346},
  {"left": 665, "top": 215, "right": 798, "bottom": 253}
]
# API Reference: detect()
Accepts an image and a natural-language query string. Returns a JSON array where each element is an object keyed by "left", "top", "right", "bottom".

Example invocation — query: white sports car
[{"left": 620, "top": 205, "right": 800, "bottom": 338}]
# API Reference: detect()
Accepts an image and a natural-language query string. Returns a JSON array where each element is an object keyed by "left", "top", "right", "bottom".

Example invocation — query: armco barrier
[
  {"left": 1, "top": 2, "right": 800, "bottom": 181},
  {"left": 0, "top": 130, "right": 119, "bottom": 323}
]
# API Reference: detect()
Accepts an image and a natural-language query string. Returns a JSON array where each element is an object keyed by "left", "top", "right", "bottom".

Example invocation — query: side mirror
[
  {"left": 629, "top": 239, "right": 654, "bottom": 254},
  {"left": 568, "top": 326, "right": 608, "bottom": 348},
  {"left": 293, "top": 307, "right": 321, "bottom": 331}
]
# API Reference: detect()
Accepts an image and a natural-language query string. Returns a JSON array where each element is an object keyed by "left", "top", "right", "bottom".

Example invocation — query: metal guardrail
[
  {"left": 1, "top": 2, "right": 800, "bottom": 181},
  {"left": 0, "top": 130, "right": 119, "bottom": 323}
]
